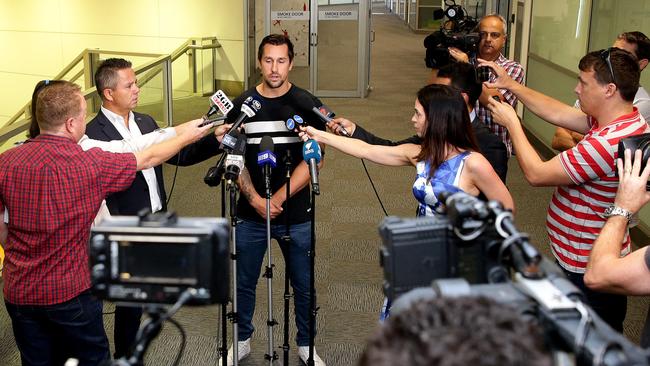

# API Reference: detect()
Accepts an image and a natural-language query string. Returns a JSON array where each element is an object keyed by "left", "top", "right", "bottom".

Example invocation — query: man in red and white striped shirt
[{"left": 480, "top": 47, "right": 647, "bottom": 332}]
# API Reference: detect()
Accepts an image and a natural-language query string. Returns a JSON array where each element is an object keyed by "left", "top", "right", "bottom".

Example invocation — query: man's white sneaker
[
  {"left": 217, "top": 338, "right": 251, "bottom": 366},
  {"left": 298, "top": 346, "right": 326, "bottom": 366}
]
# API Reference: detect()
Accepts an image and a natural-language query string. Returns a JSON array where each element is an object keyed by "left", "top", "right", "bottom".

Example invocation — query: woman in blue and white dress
[
  {"left": 301, "top": 84, "right": 514, "bottom": 214},
  {"left": 300, "top": 84, "right": 514, "bottom": 320}
]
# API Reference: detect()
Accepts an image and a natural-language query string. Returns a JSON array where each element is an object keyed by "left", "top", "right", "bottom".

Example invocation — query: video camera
[
  {"left": 380, "top": 192, "right": 650, "bottom": 366},
  {"left": 89, "top": 211, "right": 230, "bottom": 306},
  {"left": 423, "top": 0, "right": 480, "bottom": 69}
]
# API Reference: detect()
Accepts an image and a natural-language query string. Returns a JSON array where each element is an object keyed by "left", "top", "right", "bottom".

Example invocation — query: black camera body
[
  {"left": 424, "top": 0, "right": 479, "bottom": 69},
  {"left": 379, "top": 215, "right": 504, "bottom": 301},
  {"left": 89, "top": 213, "right": 230, "bottom": 306},
  {"left": 618, "top": 132, "right": 650, "bottom": 189}
]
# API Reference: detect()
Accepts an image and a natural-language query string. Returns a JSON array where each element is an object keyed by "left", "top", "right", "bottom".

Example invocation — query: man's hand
[
  {"left": 615, "top": 149, "right": 650, "bottom": 213},
  {"left": 214, "top": 123, "right": 232, "bottom": 143},
  {"left": 486, "top": 97, "right": 520, "bottom": 129},
  {"left": 448, "top": 47, "right": 469, "bottom": 63},
  {"left": 327, "top": 117, "right": 356, "bottom": 136},
  {"left": 477, "top": 58, "right": 517, "bottom": 90},
  {"left": 250, "top": 195, "right": 283, "bottom": 220},
  {"left": 478, "top": 84, "right": 504, "bottom": 106},
  {"left": 176, "top": 119, "right": 214, "bottom": 143}
]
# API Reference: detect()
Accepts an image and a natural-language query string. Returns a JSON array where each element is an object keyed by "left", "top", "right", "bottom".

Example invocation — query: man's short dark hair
[
  {"left": 95, "top": 58, "right": 133, "bottom": 100},
  {"left": 257, "top": 34, "right": 294, "bottom": 63},
  {"left": 437, "top": 62, "right": 483, "bottom": 106},
  {"left": 359, "top": 296, "right": 551, "bottom": 366},
  {"left": 618, "top": 31, "right": 650, "bottom": 61},
  {"left": 579, "top": 48, "right": 640, "bottom": 102}
]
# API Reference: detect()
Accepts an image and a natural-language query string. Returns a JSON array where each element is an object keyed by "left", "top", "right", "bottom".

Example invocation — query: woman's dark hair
[
  {"left": 415, "top": 84, "right": 479, "bottom": 179},
  {"left": 29, "top": 79, "right": 66, "bottom": 138}
]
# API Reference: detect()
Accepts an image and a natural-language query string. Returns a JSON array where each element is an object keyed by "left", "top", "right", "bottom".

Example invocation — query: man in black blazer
[
  {"left": 85, "top": 58, "right": 222, "bottom": 358},
  {"left": 328, "top": 62, "right": 508, "bottom": 183}
]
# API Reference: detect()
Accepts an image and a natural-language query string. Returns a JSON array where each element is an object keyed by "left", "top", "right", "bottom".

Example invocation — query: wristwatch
[{"left": 603, "top": 205, "right": 633, "bottom": 221}]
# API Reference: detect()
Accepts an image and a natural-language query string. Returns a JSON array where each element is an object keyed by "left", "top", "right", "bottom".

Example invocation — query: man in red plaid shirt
[
  {"left": 449, "top": 14, "right": 525, "bottom": 156},
  {"left": 0, "top": 81, "right": 214, "bottom": 365}
]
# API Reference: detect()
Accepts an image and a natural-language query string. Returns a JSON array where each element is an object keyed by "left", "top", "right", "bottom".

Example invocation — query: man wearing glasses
[
  {"left": 553, "top": 31, "right": 650, "bottom": 151},
  {"left": 478, "top": 48, "right": 649, "bottom": 332},
  {"left": 449, "top": 14, "right": 525, "bottom": 157}
]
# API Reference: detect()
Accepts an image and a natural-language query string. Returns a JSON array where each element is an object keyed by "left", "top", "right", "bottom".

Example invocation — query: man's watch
[{"left": 603, "top": 205, "right": 633, "bottom": 221}]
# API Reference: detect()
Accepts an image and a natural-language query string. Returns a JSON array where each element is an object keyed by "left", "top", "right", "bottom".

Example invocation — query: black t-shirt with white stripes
[{"left": 227, "top": 84, "right": 326, "bottom": 224}]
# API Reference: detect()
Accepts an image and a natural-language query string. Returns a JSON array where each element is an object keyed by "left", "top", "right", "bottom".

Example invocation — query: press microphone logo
[
  {"left": 304, "top": 140, "right": 315, "bottom": 155},
  {"left": 211, "top": 90, "right": 234, "bottom": 115}
]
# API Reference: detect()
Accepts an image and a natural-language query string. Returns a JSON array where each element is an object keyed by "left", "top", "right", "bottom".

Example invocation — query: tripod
[
  {"left": 307, "top": 183, "right": 319, "bottom": 366},
  {"left": 262, "top": 158, "right": 279, "bottom": 364},
  {"left": 226, "top": 177, "right": 241, "bottom": 366},
  {"left": 280, "top": 151, "right": 292, "bottom": 366},
  {"left": 109, "top": 291, "right": 195, "bottom": 366}
]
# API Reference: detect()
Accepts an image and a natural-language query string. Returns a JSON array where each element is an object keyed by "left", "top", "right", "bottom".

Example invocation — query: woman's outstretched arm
[{"left": 299, "top": 126, "right": 418, "bottom": 167}]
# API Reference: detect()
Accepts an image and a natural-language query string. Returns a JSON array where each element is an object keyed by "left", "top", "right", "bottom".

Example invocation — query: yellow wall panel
[
  {"left": 0, "top": 1, "right": 61, "bottom": 32},
  {"left": 0, "top": 32, "right": 63, "bottom": 76},
  {"left": 0, "top": 0, "right": 244, "bottom": 126},
  {"left": 59, "top": 0, "right": 160, "bottom": 36}
]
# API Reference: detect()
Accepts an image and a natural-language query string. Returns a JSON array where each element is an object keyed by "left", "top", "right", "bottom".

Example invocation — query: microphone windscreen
[
  {"left": 260, "top": 135, "right": 274, "bottom": 153},
  {"left": 302, "top": 139, "right": 322, "bottom": 163}
]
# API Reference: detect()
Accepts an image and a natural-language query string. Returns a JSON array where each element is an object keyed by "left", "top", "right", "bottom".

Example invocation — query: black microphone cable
[{"left": 360, "top": 158, "right": 389, "bottom": 217}]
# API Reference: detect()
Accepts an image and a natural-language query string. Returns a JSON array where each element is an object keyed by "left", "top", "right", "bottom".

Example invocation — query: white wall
[{"left": 0, "top": 0, "right": 244, "bottom": 125}]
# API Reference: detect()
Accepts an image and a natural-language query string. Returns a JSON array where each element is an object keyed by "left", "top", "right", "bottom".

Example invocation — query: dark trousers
[
  {"left": 5, "top": 291, "right": 110, "bottom": 366},
  {"left": 113, "top": 305, "right": 143, "bottom": 359},
  {"left": 561, "top": 268, "right": 627, "bottom": 332}
]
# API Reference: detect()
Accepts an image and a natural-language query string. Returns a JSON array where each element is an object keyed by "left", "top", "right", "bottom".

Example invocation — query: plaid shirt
[
  {"left": 0, "top": 135, "right": 136, "bottom": 305},
  {"left": 472, "top": 54, "right": 525, "bottom": 156}
]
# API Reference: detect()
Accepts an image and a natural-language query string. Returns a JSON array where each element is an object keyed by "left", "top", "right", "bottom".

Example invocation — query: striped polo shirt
[{"left": 548, "top": 108, "right": 649, "bottom": 273}]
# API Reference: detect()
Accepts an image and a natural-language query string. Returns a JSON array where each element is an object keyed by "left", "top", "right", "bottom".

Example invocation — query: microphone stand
[
  {"left": 262, "top": 162, "right": 278, "bottom": 364},
  {"left": 280, "top": 151, "right": 292, "bottom": 366},
  {"left": 308, "top": 184, "right": 319, "bottom": 366},
  {"left": 227, "top": 176, "right": 241, "bottom": 366}
]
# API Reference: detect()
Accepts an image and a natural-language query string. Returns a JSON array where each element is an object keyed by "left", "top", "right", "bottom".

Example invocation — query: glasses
[
  {"left": 600, "top": 48, "right": 617, "bottom": 86},
  {"left": 479, "top": 31, "right": 502, "bottom": 39}
]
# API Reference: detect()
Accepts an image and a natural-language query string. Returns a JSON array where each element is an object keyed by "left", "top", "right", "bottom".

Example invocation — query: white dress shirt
[{"left": 100, "top": 106, "right": 165, "bottom": 213}]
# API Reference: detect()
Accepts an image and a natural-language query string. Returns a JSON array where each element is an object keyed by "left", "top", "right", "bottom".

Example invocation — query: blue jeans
[
  {"left": 236, "top": 219, "right": 314, "bottom": 346},
  {"left": 5, "top": 291, "right": 110, "bottom": 366}
]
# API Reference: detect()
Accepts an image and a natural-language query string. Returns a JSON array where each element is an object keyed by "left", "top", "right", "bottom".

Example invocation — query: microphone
[
  {"left": 224, "top": 131, "right": 247, "bottom": 184},
  {"left": 285, "top": 114, "right": 305, "bottom": 131},
  {"left": 302, "top": 139, "right": 322, "bottom": 195},
  {"left": 294, "top": 92, "right": 350, "bottom": 136},
  {"left": 311, "top": 106, "right": 349, "bottom": 137},
  {"left": 221, "top": 95, "right": 262, "bottom": 151},
  {"left": 201, "top": 90, "right": 234, "bottom": 126},
  {"left": 257, "top": 136, "right": 277, "bottom": 168}
]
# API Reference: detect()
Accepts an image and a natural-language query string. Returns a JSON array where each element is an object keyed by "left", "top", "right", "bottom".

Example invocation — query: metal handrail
[{"left": 1, "top": 37, "right": 220, "bottom": 147}]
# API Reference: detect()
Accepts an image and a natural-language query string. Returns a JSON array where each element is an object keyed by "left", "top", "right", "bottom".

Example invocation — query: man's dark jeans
[
  {"left": 5, "top": 291, "right": 110, "bottom": 366},
  {"left": 561, "top": 268, "right": 627, "bottom": 332}
]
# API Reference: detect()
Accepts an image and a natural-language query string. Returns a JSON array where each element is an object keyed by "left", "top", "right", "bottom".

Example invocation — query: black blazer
[
  {"left": 85, "top": 110, "right": 221, "bottom": 215},
  {"left": 351, "top": 116, "right": 508, "bottom": 183}
]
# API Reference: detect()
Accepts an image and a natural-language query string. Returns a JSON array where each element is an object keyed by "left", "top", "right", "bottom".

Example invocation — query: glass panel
[
  {"left": 589, "top": 0, "right": 650, "bottom": 91},
  {"left": 317, "top": 3, "right": 359, "bottom": 91},
  {"left": 134, "top": 64, "right": 166, "bottom": 128},
  {"left": 417, "top": 6, "right": 443, "bottom": 30},
  {"left": 528, "top": 0, "right": 590, "bottom": 72}
]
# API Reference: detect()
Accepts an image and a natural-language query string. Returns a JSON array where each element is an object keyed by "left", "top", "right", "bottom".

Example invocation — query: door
[{"left": 313, "top": 0, "right": 370, "bottom": 97}]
